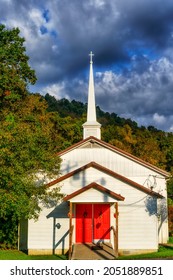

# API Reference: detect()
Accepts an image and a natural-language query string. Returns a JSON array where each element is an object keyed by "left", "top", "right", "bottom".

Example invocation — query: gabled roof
[
  {"left": 47, "top": 161, "right": 163, "bottom": 198},
  {"left": 57, "top": 136, "right": 169, "bottom": 177},
  {"left": 63, "top": 182, "right": 125, "bottom": 201}
]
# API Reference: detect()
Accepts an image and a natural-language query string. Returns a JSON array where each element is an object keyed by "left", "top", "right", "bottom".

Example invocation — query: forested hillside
[{"left": 45, "top": 93, "right": 173, "bottom": 172}]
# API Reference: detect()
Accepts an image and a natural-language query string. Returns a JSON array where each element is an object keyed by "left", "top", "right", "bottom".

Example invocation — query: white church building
[{"left": 19, "top": 53, "right": 169, "bottom": 258}]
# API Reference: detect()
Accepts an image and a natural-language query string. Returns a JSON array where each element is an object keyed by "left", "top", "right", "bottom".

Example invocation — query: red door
[
  {"left": 94, "top": 204, "right": 110, "bottom": 240},
  {"left": 76, "top": 204, "right": 110, "bottom": 243},
  {"left": 76, "top": 204, "right": 92, "bottom": 243}
]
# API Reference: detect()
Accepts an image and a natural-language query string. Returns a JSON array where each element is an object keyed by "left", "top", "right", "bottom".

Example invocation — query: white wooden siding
[
  {"left": 60, "top": 147, "right": 162, "bottom": 177},
  {"left": 60, "top": 147, "right": 167, "bottom": 197},
  {"left": 28, "top": 210, "right": 53, "bottom": 249},
  {"left": 69, "top": 188, "right": 119, "bottom": 203},
  {"left": 118, "top": 200, "right": 158, "bottom": 250}
]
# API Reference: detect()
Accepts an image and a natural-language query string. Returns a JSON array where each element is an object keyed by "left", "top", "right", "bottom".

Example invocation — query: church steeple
[{"left": 83, "top": 52, "right": 101, "bottom": 139}]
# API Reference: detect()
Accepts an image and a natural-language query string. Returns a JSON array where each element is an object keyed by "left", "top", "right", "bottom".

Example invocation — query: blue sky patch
[{"left": 42, "top": 9, "right": 50, "bottom": 23}]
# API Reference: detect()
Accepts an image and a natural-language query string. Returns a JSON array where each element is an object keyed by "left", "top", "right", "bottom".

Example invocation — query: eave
[
  {"left": 63, "top": 182, "right": 125, "bottom": 201},
  {"left": 47, "top": 161, "right": 163, "bottom": 198}
]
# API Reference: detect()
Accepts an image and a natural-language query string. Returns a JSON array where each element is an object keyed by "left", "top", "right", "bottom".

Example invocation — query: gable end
[{"left": 57, "top": 136, "right": 169, "bottom": 177}]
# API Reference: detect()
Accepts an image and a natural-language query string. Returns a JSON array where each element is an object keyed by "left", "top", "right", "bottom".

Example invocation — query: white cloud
[
  {"left": 93, "top": 57, "right": 173, "bottom": 130},
  {"left": 153, "top": 113, "right": 166, "bottom": 125},
  {"left": 41, "top": 82, "right": 69, "bottom": 100},
  {"left": 28, "top": 8, "right": 44, "bottom": 28}
]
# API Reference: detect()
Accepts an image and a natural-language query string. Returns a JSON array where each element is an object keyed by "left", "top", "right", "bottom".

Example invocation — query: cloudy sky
[{"left": 1, "top": 0, "right": 173, "bottom": 131}]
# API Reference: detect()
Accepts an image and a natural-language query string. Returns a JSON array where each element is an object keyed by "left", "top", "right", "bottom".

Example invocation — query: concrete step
[{"left": 71, "top": 242, "right": 115, "bottom": 260}]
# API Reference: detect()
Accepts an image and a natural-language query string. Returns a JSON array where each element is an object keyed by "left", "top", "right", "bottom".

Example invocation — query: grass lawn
[
  {"left": 0, "top": 245, "right": 173, "bottom": 260},
  {"left": 118, "top": 245, "right": 173, "bottom": 260},
  {"left": 1, "top": 237, "right": 173, "bottom": 260},
  {"left": 0, "top": 250, "right": 67, "bottom": 260},
  {"left": 168, "top": 236, "right": 173, "bottom": 244}
]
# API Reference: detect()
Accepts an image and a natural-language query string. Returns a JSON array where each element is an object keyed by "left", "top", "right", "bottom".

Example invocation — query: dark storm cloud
[
  {"left": 48, "top": 0, "right": 173, "bottom": 78},
  {"left": 1, "top": 0, "right": 173, "bottom": 130}
]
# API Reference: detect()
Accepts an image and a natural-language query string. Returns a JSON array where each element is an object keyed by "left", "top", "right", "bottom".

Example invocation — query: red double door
[{"left": 76, "top": 204, "right": 110, "bottom": 243}]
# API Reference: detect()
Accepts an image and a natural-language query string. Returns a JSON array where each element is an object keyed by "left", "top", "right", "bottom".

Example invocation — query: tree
[
  {"left": 0, "top": 94, "right": 63, "bottom": 248},
  {"left": 0, "top": 24, "right": 36, "bottom": 108},
  {"left": 167, "top": 173, "right": 173, "bottom": 205},
  {"left": 0, "top": 25, "right": 62, "bottom": 248}
]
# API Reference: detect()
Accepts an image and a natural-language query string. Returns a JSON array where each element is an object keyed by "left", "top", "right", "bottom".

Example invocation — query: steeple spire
[
  {"left": 83, "top": 52, "right": 101, "bottom": 139},
  {"left": 87, "top": 51, "right": 97, "bottom": 123}
]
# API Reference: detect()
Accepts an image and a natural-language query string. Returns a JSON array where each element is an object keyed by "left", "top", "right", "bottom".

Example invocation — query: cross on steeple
[{"left": 89, "top": 51, "right": 94, "bottom": 64}]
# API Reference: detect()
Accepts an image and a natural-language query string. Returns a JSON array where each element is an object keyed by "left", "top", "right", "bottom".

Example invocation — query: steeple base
[{"left": 83, "top": 121, "right": 101, "bottom": 139}]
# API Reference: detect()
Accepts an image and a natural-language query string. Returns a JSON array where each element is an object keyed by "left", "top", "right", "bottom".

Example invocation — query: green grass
[
  {"left": 118, "top": 245, "right": 173, "bottom": 260},
  {"left": 168, "top": 236, "right": 173, "bottom": 244},
  {"left": 0, "top": 245, "right": 173, "bottom": 260},
  {"left": 0, "top": 250, "right": 67, "bottom": 260}
]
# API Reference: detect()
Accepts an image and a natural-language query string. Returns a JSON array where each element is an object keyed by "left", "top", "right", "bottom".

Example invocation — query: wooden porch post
[
  {"left": 68, "top": 202, "right": 73, "bottom": 260},
  {"left": 115, "top": 202, "right": 119, "bottom": 258}
]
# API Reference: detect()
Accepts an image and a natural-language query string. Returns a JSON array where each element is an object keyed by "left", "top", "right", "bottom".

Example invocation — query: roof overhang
[
  {"left": 63, "top": 182, "right": 125, "bottom": 203},
  {"left": 47, "top": 161, "right": 163, "bottom": 199}
]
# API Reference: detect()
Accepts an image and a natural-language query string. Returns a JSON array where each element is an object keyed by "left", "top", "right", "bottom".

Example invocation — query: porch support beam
[
  {"left": 68, "top": 202, "right": 73, "bottom": 260},
  {"left": 115, "top": 202, "right": 119, "bottom": 258}
]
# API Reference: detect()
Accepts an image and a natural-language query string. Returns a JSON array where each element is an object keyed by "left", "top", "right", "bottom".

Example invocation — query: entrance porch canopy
[
  {"left": 63, "top": 182, "right": 125, "bottom": 203},
  {"left": 64, "top": 182, "right": 123, "bottom": 259}
]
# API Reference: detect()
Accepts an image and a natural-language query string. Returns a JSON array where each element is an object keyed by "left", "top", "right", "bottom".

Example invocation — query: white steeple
[{"left": 83, "top": 52, "right": 101, "bottom": 139}]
